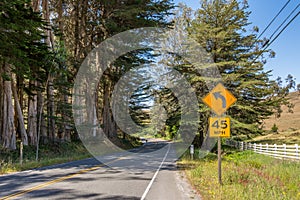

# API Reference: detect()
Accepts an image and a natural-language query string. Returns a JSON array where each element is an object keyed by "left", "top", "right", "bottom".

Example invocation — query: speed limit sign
[{"left": 209, "top": 117, "right": 230, "bottom": 137}]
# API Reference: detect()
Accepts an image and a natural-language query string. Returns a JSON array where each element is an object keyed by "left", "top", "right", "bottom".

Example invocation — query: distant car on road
[{"left": 140, "top": 138, "right": 148, "bottom": 144}]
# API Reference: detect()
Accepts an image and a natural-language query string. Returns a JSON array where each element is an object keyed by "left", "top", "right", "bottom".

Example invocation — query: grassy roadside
[
  {"left": 0, "top": 135, "right": 141, "bottom": 175},
  {"left": 178, "top": 148, "right": 300, "bottom": 200},
  {"left": 0, "top": 141, "right": 91, "bottom": 174}
]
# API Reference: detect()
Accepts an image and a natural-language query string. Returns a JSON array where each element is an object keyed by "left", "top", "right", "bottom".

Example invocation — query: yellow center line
[
  {"left": 0, "top": 159, "right": 120, "bottom": 200},
  {"left": 0, "top": 144, "right": 148, "bottom": 200}
]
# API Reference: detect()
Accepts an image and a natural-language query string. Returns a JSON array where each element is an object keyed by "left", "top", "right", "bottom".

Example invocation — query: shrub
[{"left": 271, "top": 123, "right": 278, "bottom": 133}]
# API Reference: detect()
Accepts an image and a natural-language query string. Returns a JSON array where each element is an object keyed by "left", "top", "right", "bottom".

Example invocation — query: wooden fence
[{"left": 226, "top": 139, "right": 300, "bottom": 161}]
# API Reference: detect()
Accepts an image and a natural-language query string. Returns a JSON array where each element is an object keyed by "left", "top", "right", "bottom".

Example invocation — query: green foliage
[
  {"left": 0, "top": 0, "right": 50, "bottom": 75},
  {"left": 164, "top": 125, "right": 177, "bottom": 139},
  {"left": 63, "top": 0, "right": 175, "bottom": 138},
  {"left": 225, "top": 150, "right": 267, "bottom": 169},
  {"left": 173, "top": 1, "right": 295, "bottom": 138},
  {"left": 0, "top": 142, "right": 90, "bottom": 174},
  {"left": 271, "top": 123, "right": 279, "bottom": 133},
  {"left": 0, "top": 0, "right": 176, "bottom": 150},
  {"left": 117, "top": 133, "right": 142, "bottom": 149}
]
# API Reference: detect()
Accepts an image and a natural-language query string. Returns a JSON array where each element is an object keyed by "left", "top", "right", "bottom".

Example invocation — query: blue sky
[{"left": 173, "top": 0, "right": 300, "bottom": 86}]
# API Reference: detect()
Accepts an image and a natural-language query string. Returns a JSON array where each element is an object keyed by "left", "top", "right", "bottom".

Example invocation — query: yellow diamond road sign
[
  {"left": 202, "top": 83, "right": 237, "bottom": 116},
  {"left": 209, "top": 117, "right": 230, "bottom": 137}
]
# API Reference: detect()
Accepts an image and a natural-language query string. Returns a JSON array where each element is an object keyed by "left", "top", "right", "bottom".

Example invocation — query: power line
[
  {"left": 257, "top": 0, "right": 292, "bottom": 40},
  {"left": 251, "top": 10, "right": 300, "bottom": 65},
  {"left": 269, "top": 3, "right": 300, "bottom": 40},
  {"left": 266, "top": 10, "right": 300, "bottom": 50}
]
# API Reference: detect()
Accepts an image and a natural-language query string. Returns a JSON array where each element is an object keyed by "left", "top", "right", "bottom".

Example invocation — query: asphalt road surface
[{"left": 0, "top": 140, "right": 200, "bottom": 200}]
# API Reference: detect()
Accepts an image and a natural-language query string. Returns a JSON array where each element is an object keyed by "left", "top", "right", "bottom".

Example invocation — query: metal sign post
[
  {"left": 20, "top": 141, "right": 23, "bottom": 165},
  {"left": 202, "top": 83, "right": 236, "bottom": 185},
  {"left": 218, "top": 137, "right": 222, "bottom": 185},
  {"left": 190, "top": 144, "right": 194, "bottom": 160}
]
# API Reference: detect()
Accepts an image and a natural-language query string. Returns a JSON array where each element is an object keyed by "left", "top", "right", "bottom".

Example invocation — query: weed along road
[{"left": 0, "top": 140, "right": 200, "bottom": 200}]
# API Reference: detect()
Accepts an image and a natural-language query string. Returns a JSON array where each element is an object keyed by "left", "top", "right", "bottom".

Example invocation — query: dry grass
[
  {"left": 251, "top": 92, "right": 300, "bottom": 145},
  {"left": 249, "top": 130, "right": 300, "bottom": 144},
  {"left": 263, "top": 92, "right": 300, "bottom": 132}
]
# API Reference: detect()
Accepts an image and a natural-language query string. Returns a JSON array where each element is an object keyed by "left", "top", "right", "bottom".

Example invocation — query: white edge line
[{"left": 140, "top": 143, "right": 171, "bottom": 200}]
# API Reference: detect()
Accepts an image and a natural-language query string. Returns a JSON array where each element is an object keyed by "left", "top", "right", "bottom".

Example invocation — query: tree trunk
[
  {"left": 0, "top": 63, "right": 3, "bottom": 144},
  {"left": 37, "top": 81, "right": 47, "bottom": 144},
  {"left": 47, "top": 76, "right": 55, "bottom": 141},
  {"left": 103, "top": 81, "right": 117, "bottom": 138},
  {"left": 57, "top": 0, "right": 64, "bottom": 34},
  {"left": 12, "top": 80, "right": 28, "bottom": 145},
  {"left": 62, "top": 93, "right": 71, "bottom": 141},
  {"left": 86, "top": 86, "right": 97, "bottom": 137},
  {"left": 2, "top": 81, "right": 16, "bottom": 149},
  {"left": 27, "top": 81, "right": 37, "bottom": 146},
  {"left": 41, "top": 0, "right": 56, "bottom": 142},
  {"left": 31, "top": 0, "right": 39, "bottom": 12},
  {"left": 42, "top": 0, "right": 54, "bottom": 49},
  {"left": 1, "top": 63, "right": 16, "bottom": 150}
]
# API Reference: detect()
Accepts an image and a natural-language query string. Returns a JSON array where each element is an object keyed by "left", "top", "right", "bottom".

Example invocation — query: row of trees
[
  {"left": 0, "top": 0, "right": 295, "bottom": 150},
  {"left": 0, "top": 0, "right": 174, "bottom": 150}
]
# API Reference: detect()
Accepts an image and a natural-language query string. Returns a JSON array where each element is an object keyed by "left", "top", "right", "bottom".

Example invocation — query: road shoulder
[{"left": 145, "top": 162, "right": 201, "bottom": 200}]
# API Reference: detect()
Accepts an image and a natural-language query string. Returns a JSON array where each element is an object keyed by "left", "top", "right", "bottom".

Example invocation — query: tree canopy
[{"left": 0, "top": 0, "right": 295, "bottom": 151}]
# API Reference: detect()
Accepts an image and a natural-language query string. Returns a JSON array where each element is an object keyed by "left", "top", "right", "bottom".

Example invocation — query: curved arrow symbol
[{"left": 213, "top": 92, "right": 226, "bottom": 108}]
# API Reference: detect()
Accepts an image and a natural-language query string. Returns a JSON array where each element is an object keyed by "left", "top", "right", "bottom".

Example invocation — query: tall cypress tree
[
  {"left": 181, "top": 0, "right": 293, "bottom": 138},
  {"left": 61, "top": 0, "right": 175, "bottom": 139},
  {"left": 0, "top": 0, "right": 50, "bottom": 149}
]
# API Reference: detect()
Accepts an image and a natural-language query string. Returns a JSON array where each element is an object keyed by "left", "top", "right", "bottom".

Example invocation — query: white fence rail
[{"left": 226, "top": 140, "right": 300, "bottom": 161}]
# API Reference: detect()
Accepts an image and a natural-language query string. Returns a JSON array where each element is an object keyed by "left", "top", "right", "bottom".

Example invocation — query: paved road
[{"left": 0, "top": 141, "right": 200, "bottom": 200}]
